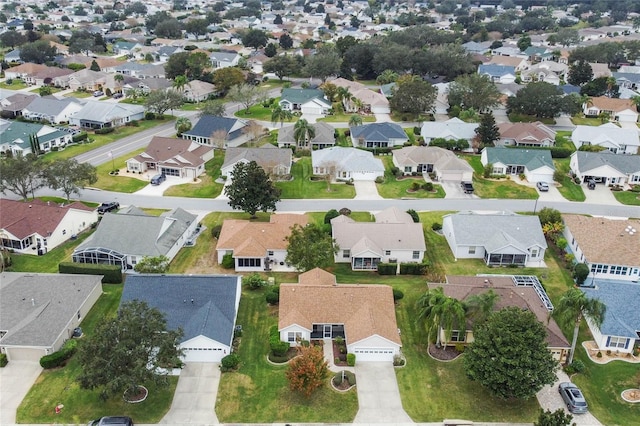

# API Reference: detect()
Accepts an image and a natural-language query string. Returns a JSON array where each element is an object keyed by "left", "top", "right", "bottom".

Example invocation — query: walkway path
[
  {"left": 353, "top": 362, "right": 413, "bottom": 423},
  {"left": 160, "top": 363, "right": 220, "bottom": 424}
]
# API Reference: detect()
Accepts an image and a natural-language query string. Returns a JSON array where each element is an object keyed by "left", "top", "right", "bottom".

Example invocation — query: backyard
[{"left": 275, "top": 157, "right": 356, "bottom": 199}]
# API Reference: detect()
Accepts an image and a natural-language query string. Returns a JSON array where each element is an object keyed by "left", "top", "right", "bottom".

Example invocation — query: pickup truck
[
  {"left": 460, "top": 181, "right": 474, "bottom": 194},
  {"left": 97, "top": 201, "right": 120, "bottom": 214}
]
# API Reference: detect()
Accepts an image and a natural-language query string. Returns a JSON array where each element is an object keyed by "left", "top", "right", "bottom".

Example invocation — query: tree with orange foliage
[{"left": 285, "top": 345, "right": 329, "bottom": 398}]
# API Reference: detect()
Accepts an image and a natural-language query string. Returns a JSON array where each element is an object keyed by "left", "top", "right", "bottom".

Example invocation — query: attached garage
[
  {"left": 351, "top": 347, "right": 396, "bottom": 362},
  {"left": 4, "top": 347, "right": 46, "bottom": 363},
  {"left": 301, "top": 105, "right": 323, "bottom": 115},
  {"left": 180, "top": 335, "right": 229, "bottom": 363},
  {"left": 351, "top": 171, "right": 382, "bottom": 181}
]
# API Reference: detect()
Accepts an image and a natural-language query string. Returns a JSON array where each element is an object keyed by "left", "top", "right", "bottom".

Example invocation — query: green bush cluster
[
  {"left": 211, "top": 224, "right": 222, "bottom": 239},
  {"left": 220, "top": 353, "right": 240, "bottom": 372},
  {"left": 243, "top": 273, "right": 266, "bottom": 290},
  {"left": 265, "top": 286, "right": 280, "bottom": 305},
  {"left": 431, "top": 222, "right": 442, "bottom": 231},
  {"left": 145, "top": 112, "right": 156, "bottom": 120},
  {"left": 269, "top": 325, "right": 290, "bottom": 357},
  {"left": 406, "top": 209, "right": 420, "bottom": 223},
  {"left": 40, "top": 339, "right": 77, "bottom": 369},
  {"left": 58, "top": 262, "right": 122, "bottom": 283},
  {"left": 332, "top": 370, "right": 356, "bottom": 387},
  {"left": 221, "top": 253, "right": 234, "bottom": 269},
  {"left": 392, "top": 288, "right": 404, "bottom": 301},
  {"left": 94, "top": 127, "right": 115, "bottom": 134},
  {"left": 399, "top": 262, "right": 427, "bottom": 275},
  {"left": 565, "top": 359, "right": 586, "bottom": 375},
  {"left": 377, "top": 263, "right": 397, "bottom": 275},
  {"left": 346, "top": 353, "right": 356, "bottom": 366},
  {"left": 0, "top": 353, "right": 7, "bottom": 367},
  {"left": 72, "top": 132, "right": 88, "bottom": 143},
  {"left": 324, "top": 209, "right": 340, "bottom": 224}
]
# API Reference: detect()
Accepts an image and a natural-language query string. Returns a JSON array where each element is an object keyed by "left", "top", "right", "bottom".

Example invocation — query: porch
[{"left": 484, "top": 252, "right": 527, "bottom": 267}]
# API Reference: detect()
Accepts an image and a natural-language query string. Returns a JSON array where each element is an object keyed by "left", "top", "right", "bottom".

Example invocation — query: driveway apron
[
  {"left": 536, "top": 370, "right": 603, "bottom": 426},
  {"left": 160, "top": 363, "right": 220, "bottom": 424},
  {"left": 0, "top": 361, "right": 42, "bottom": 424},
  {"left": 354, "top": 181, "right": 383, "bottom": 200},
  {"left": 353, "top": 362, "right": 413, "bottom": 423}
]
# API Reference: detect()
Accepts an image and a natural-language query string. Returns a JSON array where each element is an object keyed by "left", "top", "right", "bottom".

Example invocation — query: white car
[{"left": 536, "top": 182, "right": 549, "bottom": 192}]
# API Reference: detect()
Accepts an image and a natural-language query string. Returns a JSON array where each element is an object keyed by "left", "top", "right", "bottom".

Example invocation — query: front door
[{"left": 323, "top": 324, "right": 331, "bottom": 338}]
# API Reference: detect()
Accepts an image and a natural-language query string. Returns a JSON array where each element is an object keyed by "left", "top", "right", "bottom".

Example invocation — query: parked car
[
  {"left": 587, "top": 179, "right": 596, "bottom": 190},
  {"left": 558, "top": 382, "right": 588, "bottom": 414},
  {"left": 97, "top": 201, "right": 120, "bottom": 214},
  {"left": 112, "top": 92, "right": 123, "bottom": 99},
  {"left": 93, "top": 90, "right": 104, "bottom": 97},
  {"left": 536, "top": 182, "right": 549, "bottom": 192},
  {"left": 460, "top": 181, "right": 474, "bottom": 194},
  {"left": 88, "top": 416, "right": 133, "bottom": 426},
  {"left": 150, "top": 173, "right": 166, "bottom": 185}
]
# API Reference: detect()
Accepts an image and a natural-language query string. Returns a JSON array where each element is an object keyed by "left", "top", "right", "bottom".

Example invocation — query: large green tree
[
  {"left": 464, "top": 307, "right": 558, "bottom": 399},
  {"left": 474, "top": 112, "right": 500, "bottom": 150},
  {"left": 19, "top": 40, "right": 56, "bottom": 64},
  {"left": 144, "top": 89, "right": 184, "bottom": 116},
  {"left": 416, "top": 287, "right": 466, "bottom": 349},
  {"left": 133, "top": 255, "right": 170, "bottom": 273},
  {"left": 389, "top": 77, "right": 436, "bottom": 116},
  {"left": 285, "top": 345, "right": 328, "bottom": 398},
  {"left": 303, "top": 46, "right": 342, "bottom": 82},
  {"left": 447, "top": 74, "right": 501, "bottom": 112},
  {"left": 555, "top": 288, "right": 606, "bottom": 365},
  {"left": 77, "top": 300, "right": 183, "bottom": 401},
  {"left": 227, "top": 83, "right": 266, "bottom": 113},
  {"left": 241, "top": 28, "right": 269, "bottom": 50},
  {"left": 43, "top": 159, "right": 97, "bottom": 201},
  {"left": 534, "top": 409, "right": 574, "bottom": 426},
  {"left": 224, "top": 161, "right": 281, "bottom": 218},
  {"left": 507, "top": 82, "right": 573, "bottom": 119},
  {"left": 263, "top": 55, "right": 299, "bottom": 81},
  {"left": 185, "top": 18, "right": 208, "bottom": 39},
  {"left": 198, "top": 99, "right": 226, "bottom": 117},
  {"left": 212, "top": 67, "right": 245, "bottom": 95},
  {"left": 0, "top": 154, "right": 44, "bottom": 201},
  {"left": 567, "top": 60, "right": 593, "bottom": 86},
  {"left": 285, "top": 223, "right": 338, "bottom": 272}
]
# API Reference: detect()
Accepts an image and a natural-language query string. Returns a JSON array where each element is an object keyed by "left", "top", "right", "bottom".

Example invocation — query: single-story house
[
  {"left": 590, "top": 62, "right": 612, "bottom": 79},
  {"left": 571, "top": 123, "right": 639, "bottom": 155},
  {"left": 392, "top": 146, "right": 473, "bottom": 182},
  {"left": 488, "top": 55, "right": 530, "bottom": 72},
  {"left": 569, "top": 151, "right": 640, "bottom": 186},
  {"left": 210, "top": 51, "right": 241, "bottom": 69},
  {"left": 22, "top": 97, "right": 84, "bottom": 125},
  {"left": 521, "top": 62, "right": 567, "bottom": 85},
  {"left": 221, "top": 146, "right": 292, "bottom": 180},
  {"left": 72, "top": 207, "right": 198, "bottom": 271},
  {"left": 437, "top": 275, "right": 570, "bottom": 363},
  {"left": 181, "top": 115, "right": 250, "bottom": 148},
  {"left": 125, "top": 136, "right": 214, "bottom": 179},
  {"left": 582, "top": 281, "right": 639, "bottom": 354},
  {"left": 0, "top": 92, "right": 38, "bottom": 118},
  {"left": 331, "top": 207, "right": 426, "bottom": 271},
  {"left": 312, "top": 147, "right": 385, "bottom": 181},
  {"left": 182, "top": 80, "right": 216, "bottom": 103},
  {"left": 477, "top": 64, "right": 516, "bottom": 84},
  {"left": 350, "top": 122, "right": 408, "bottom": 148},
  {"left": 69, "top": 101, "right": 145, "bottom": 129},
  {"left": 0, "top": 121, "right": 73, "bottom": 156},
  {"left": 216, "top": 214, "right": 308, "bottom": 272},
  {"left": 421, "top": 118, "right": 478, "bottom": 152},
  {"left": 120, "top": 274, "right": 241, "bottom": 363},
  {"left": 562, "top": 215, "right": 640, "bottom": 283},
  {"left": 481, "top": 147, "right": 555, "bottom": 183},
  {"left": 278, "top": 88, "right": 331, "bottom": 115},
  {"left": 65, "top": 69, "right": 109, "bottom": 92},
  {"left": 614, "top": 72, "right": 640, "bottom": 91},
  {"left": 277, "top": 122, "right": 335, "bottom": 149},
  {"left": 583, "top": 97, "right": 639, "bottom": 123},
  {"left": 496, "top": 122, "right": 556, "bottom": 148},
  {"left": 278, "top": 268, "right": 402, "bottom": 362},
  {"left": 26, "top": 66, "right": 74, "bottom": 87},
  {"left": 112, "top": 41, "right": 143, "bottom": 56},
  {"left": 331, "top": 77, "right": 390, "bottom": 114},
  {"left": 442, "top": 211, "right": 547, "bottom": 267},
  {"left": 3, "top": 63, "right": 48, "bottom": 81},
  {"left": 0, "top": 198, "right": 97, "bottom": 255},
  {"left": 0, "top": 272, "right": 102, "bottom": 362}
]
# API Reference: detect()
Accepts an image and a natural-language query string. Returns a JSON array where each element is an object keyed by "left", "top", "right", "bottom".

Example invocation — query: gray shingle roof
[
  {"left": 23, "top": 97, "right": 81, "bottom": 116},
  {"left": 0, "top": 272, "right": 102, "bottom": 347},
  {"left": 222, "top": 146, "right": 292, "bottom": 170},
  {"left": 182, "top": 115, "right": 246, "bottom": 141},
  {"left": 70, "top": 101, "right": 144, "bottom": 124},
  {"left": 582, "top": 280, "right": 640, "bottom": 339},
  {"left": 280, "top": 88, "right": 325, "bottom": 104},
  {"left": 277, "top": 122, "right": 335, "bottom": 145},
  {"left": 121, "top": 274, "right": 240, "bottom": 345},
  {"left": 484, "top": 147, "right": 554, "bottom": 171},
  {"left": 350, "top": 122, "right": 407, "bottom": 143},
  {"left": 573, "top": 151, "right": 640, "bottom": 174}
]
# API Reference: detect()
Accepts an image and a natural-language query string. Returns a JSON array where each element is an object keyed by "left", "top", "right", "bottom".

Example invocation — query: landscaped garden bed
[{"left": 428, "top": 344, "right": 463, "bottom": 362}]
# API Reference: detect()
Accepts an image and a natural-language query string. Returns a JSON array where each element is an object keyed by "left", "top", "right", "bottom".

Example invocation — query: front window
[
  {"left": 412, "top": 251, "right": 420, "bottom": 259},
  {"left": 608, "top": 336, "right": 628, "bottom": 349},
  {"left": 238, "top": 258, "right": 261, "bottom": 267},
  {"left": 449, "top": 330, "right": 465, "bottom": 342},
  {"left": 404, "top": 166, "right": 412, "bottom": 173},
  {"left": 610, "top": 265, "right": 628, "bottom": 275},
  {"left": 287, "top": 332, "right": 302, "bottom": 342},
  {"left": 385, "top": 250, "right": 391, "bottom": 256},
  {"left": 591, "top": 264, "right": 608, "bottom": 274},
  {"left": 343, "top": 249, "right": 350, "bottom": 258},
  {"left": 468, "top": 246, "right": 476, "bottom": 255}
]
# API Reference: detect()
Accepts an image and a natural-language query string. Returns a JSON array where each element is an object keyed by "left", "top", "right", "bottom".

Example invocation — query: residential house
[
  {"left": 182, "top": 80, "right": 216, "bottom": 102},
  {"left": 521, "top": 62, "right": 568, "bottom": 85},
  {"left": 209, "top": 51, "right": 241, "bottom": 69},
  {"left": 22, "top": 97, "right": 84, "bottom": 124},
  {"left": 442, "top": 211, "right": 548, "bottom": 267},
  {"left": 461, "top": 41, "right": 491, "bottom": 55},
  {"left": 26, "top": 66, "right": 74, "bottom": 87},
  {"left": 66, "top": 69, "right": 108, "bottom": 92},
  {"left": 571, "top": 123, "right": 640, "bottom": 155},
  {"left": 487, "top": 55, "right": 530, "bottom": 72},
  {"left": 278, "top": 268, "right": 402, "bottom": 362},
  {"left": 312, "top": 146, "right": 384, "bottom": 181},
  {"left": 392, "top": 146, "right": 473, "bottom": 182},
  {"left": 582, "top": 281, "right": 639, "bottom": 354},
  {"left": 590, "top": 63, "right": 612, "bottom": 79},
  {"left": 121, "top": 274, "right": 241, "bottom": 363},
  {"left": 0, "top": 198, "right": 98, "bottom": 255},
  {"left": 69, "top": 101, "right": 145, "bottom": 129},
  {"left": 247, "top": 51, "right": 270, "bottom": 74},
  {"left": 216, "top": 214, "right": 309, "bottom": 272},
  {"left": 437, "top": 275, "right": 570, "bottom": 363},
  {"left": 350, "top": 122, "right": 408, "bottom": 148},
  {"left": 583, "top": 97, "right": 639, "bottom": 123},
  {"left": 3, "top": 63, "right": 48, "bottom": 81},
  {"left": 72, "top": 207, "right": 198, "bottom": 271},
  {"left": 0, "top": 93, "right": 37, "bottom": 118},
  {"left": 481, "top": 147, "right": 555, "bottom": 183},
  {"left": 157, "top": 46, "right": 184, "bottom": 63},
  {"left": 614, "top": 72, "right": 640, "bottom": 91},
  {"left": 421, "top": 118, "right": 478, "bottom": 152},
  {"left": 136, "top": 78, "right": 173, "bottom": 94},
  {"left": 0, "top": 121, "right": 73, "bottom": 156},
  {"left": 221, "top": 146, "right": 292, "bottom": 180},
  {"left": 477, "top": 64, "right": 516, "bottom": 84},
  {"left": 4, "top": 49, "right": 22, "bottom": 63},
  {"left": 496, "top": 122, "right": 556, "bottom": 148},
  {"left": 278, "top": 88, "right": 331, "bottom": 115},
  {"left": 523, "top": 45, "right": 554, "bottom": 62},
  {"left": 569, "top": 151, "right": 640, "bottom": 186},
  {"left": 125, "top": 136, "right": 214, "bottom": 179},
  {"left": 563, "top": 215, "right": 640, "bottom": 283},
  {"left": 181, "top": 115, "right": 250, "bottom": 148},
  {"left": 277, "top": 121, "right": 335, "bottom": 149},
  {"left": 0, "top": 272, "right": 102, "bottom": 362},
  {"left": 331, "top": 206, "right": 426, "bottom": 271},
  {"left": 331, "top": 77, "right": 390, "bottom": 114},
  {"left": 112, "top": 41, "right": 142, "bottom": 56}
]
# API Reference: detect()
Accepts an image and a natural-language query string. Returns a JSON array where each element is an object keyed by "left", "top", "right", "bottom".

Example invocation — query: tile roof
[
  {"left": 132, "top": 136, "right": 212, "bottom": 168},
  {"left": 483, "top": 147, "right": 555, "bottom": 171},
  {"left": 278, "top": 269, "right": 401, "bottom": 346},
  {"left": 562, "top": 215, "right": 640, "bottom": 267},
  {"left": 121, "top": 274, "right": 240, "bottom": 344},
  {"left": 582, "top": 280, "right": 640, "bottom": 338},
  {"left": 392, "top": 146, "right": 473, "bottom": 173},
  {"left": 588, "top": 96, "right": 637, "bottom": 113}
]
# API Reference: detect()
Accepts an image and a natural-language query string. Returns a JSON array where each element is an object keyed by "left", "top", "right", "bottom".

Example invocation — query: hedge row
[
  {"left": 377, "top": 263, "right": 397, "bottom": 275},
  {"left": 269, "top": 325, "right": 290, "bottom": 357},
  {"left": 58, "top": 262, "right": 122, "bottom": 283},
  {"left": 72, "top": 132, "right": 88, "bottom": 143},
  {"left": 94, "top": 127, "right": 115, "bottom": 134},
  {"left": 40, "top": 339, "right": 77, "bottom": 369},
  {"left": 399, "top": 262, "right": 427, "bottom": 275}
]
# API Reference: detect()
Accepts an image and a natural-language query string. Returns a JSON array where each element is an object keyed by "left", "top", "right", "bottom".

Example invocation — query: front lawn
[
  {"left": 554, "top": 131, "right": 576, "bottom": 152},
  {"left": 465, "top": 155, "right": 538, "bottom": 199},
  {"left": 376, "top": 156, "right": 445, "bottom": 199},
  {"left": 317, "top": 113, "right": 375, "bottom": 123},
  {"left": 571, "top": 116, "right": 613, "bottom": 126},
  {"left": 553, "top": 158, "right": 586, "bottom": 202},
  {"left": 164, "top": 151, "right": 225, "bottom": 198},
  {"left": 613, "top": 190, "right": 640, "bottom": 206},
  {"left": 275, "top": 158, "right": 356, "bottom": 199},
  {"left": 235, "top": 102, "right": 284, "bottom": 122},
  {"left": 0, "top": 79, "right": 27, "bottom": 89},
  {"left": 64, "top": 90, "right": 93, "bottom": 99},
  {"left": 508, "top": 113, "right": 555, "bottom": 125},
  {"left": 17, "top": 284, "right": 178, "bottom": 425},
  {"left": 92, "top": 148, "right": 148, "bottom": 193}
]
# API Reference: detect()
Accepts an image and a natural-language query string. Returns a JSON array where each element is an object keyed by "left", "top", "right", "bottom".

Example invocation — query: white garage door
[
  {"left": 352, "top": 347, "right": 395, "bottom": 362},
  {"left": 351, "top": 171, "right": 378, "bottom": 181},
  {"left": 302, "top": 106, "right": 322, "bottom": 115},
  {"left": 6, "top": 347, "right": 45, "bottom": 362},
  {"left": 527, "top": 172, "right": 553, "bottom": 183},
  {"left": 440, "top": 172, "right": 463, "bottom": 182},
  {"left": 182, "top": 347, "right": 225, "bottom": 363}
]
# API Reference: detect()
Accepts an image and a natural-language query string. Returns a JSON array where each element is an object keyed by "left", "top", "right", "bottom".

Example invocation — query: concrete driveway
[
  {"left": 0, "top": 361, "right": 42, "bottom": 424},
  {"left": 583, "top": 184, "right": 620, "bottom": 205},
  {"left": 160, "top": 363, "right": 220, "bottom": 424},
  {"left": 354, "top": 180, "right": 383, "bottom": 200},
  {"left": 536, "top": 370, "right": 603, "bottom": 426},
  {"left": 353, "top": 362, "right": 412, "bottom": 423},
  {"left": 618, "top": 121, "right": 639, "bottom": 130},
  {"left": 441, "top": 181, "right": 478, "bottom": 199}
]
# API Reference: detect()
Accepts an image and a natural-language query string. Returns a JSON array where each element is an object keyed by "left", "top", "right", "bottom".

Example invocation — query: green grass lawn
[
  {"left": 275, "top": 158, "right": 356, "bottom": 199},
  {"left": 64, "top": 91, "right": 92, "bottom": 98},
  {"left": 613, "top": 190, "right": 640, "bottom": 206},
  {"left": 376, "top": 156, "right": 445, "bottom": 199},
  {"left": 180, "top": 102, "right": 204, "bottom": 111},
  {"left": 29, "top": 86, "right": 63, "bottom": 94},
  {"left": 235, "top": 102, "right": 284, "bottom": 122},
  {"left": 0, "top": 79, "right": 27, "bottom": 89},
  {"left": 164, "top": 151, "right": 224, "bottom": 198},
  {"left": 553, "top": 159, "right": 586, "bottom": 202},
  {"left": 465, "top": 155, "right": 538, "bottom": 199},
  {"left": 571, "top": 116, "right": 613, "bottom": 126},
  {"left": 508, "top": 113, "right": 555, "bottom": 125},
  {"left": 317, "top": 113, "right": 375, "bottom": 123},
  {"left": 92, "top": 148, "right": 148, "bottom": 193},
  {"left": 555, "top": 131, "right": 576, "bottom": 152},
  {"left": 17, "top": 284, "right": 179, "bottom": 425}
]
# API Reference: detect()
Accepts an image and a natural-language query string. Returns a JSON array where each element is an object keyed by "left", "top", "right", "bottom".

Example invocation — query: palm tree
[
  {"left": 554, "top": 288, "right": 606, "bottom": 365},
  {"left": 173, "top": 74, "right": 188, "bottom": 94},
  {"left": 348, "top": 114, "right": 362, "bottom": 127},
  {"left": 336, "top": 86, "right": 351, "bottom": 103},
  {"left": 416, "top": 287, "right": 467, "bottom": 349},
  {"left": 271, "top": 105, "right": 293, "bottom": 127},
  {"left": 293, "top": 119, "right": 315, "bottom": 149},
  {"left": 175, "top": 117, "right": 192, "bottom": 136},
  {"left": 114, "top": 73, "right": 124, "bottom": 94},
  {"left": 465, "top": 289, "right": 499, "bottom": 324}
]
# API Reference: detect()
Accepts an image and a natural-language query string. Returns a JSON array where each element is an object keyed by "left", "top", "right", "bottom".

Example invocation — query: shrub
[
  {"left": 431, "top": 222, "right": 442, "bottom": 231},
  {"left": 211, "top": 224, "right": 222, "bottom": 238},
  {"left": 94, "top": 127, "right": 115, "bottom": 134},
  {"left": 221, "top": 253, "right": 234, "bottom": 269},
  {"left": 606, "top": 350, "right": 611, "bottom": 356},
  {"left": 413, "top": 126, "right": 421, "bottom": 135},
  {"left": 346, "top": 353, "right": 356, "bottom": 366},
  {"left": 300, "top": 340, "right": 310, "bottom": 347},
  {"left": 392, "top": 288, "right": 404, "bottom": 301},
  {"left": 339, "top": 207, "right": 351, "bottom": 216},
  {"left": 393, "top": 354, "right": 405, "bottom": 366},
  {"left": 573, "top": 263, "right": 590, "bottom": 285},
  {"left": 375, "top": 176, "right": 384, "bottom": 183},
  {"left": 58, "top": 262, "right": 122, "bottom": 284},
  {"left": 455, "top": 343, "right": 465, "bottom": 353},
  {"left": 411, "top": 181, "right": 421, "bottom": 191},
  {"left": 377, "top": 262, "right": 397, "bottom": 275},
  {"left": 269, "top": 325, "right": 290, "bottom": 356},
  {"left": 406, "top": 209, "right": 420, "bottom": 223},
  {"left": 220, "top": 353, "right": 240, "bottom": 372},
  {"left": 391, "top": 166, "right": 400, "bottom": 176},
  {"left": 40, "top": 339, "right": 77, "bottom": 369},
  {"left": 421, "top": 182, "right": 433, "bottom": 191},
  {"left": 0, "top": 353, "right": 7, "bottom": 367},
  {"left": 145, "top": 111, "right": 156, "bottom": 120},
  {"left": 243, "top": 273, "right": 266, "bottom": 290},
  {"left": 631, "top": 185, "right": 640, "bottom": 193},
  {"left": 483, "top": 163, "right": 493, "bottom": 178},
  {"left": 400, "top": 262, "right": 426, "bottom": 275},
  {"left": 324, "top": 209, "right": 340, "bottom": 224},
  {"left": 72, "top": 132, "right": 88, "bottom": 143},
  {"left": 596, "top": 351, "right": 602, "bottom": 358},
  {"left": 265, "top": 287, "right": 280, "bottom": 305},
  {"left": 550, "top": 147, "right": 572, "bottom": 158},
  {"left": 569, "top": 359, "right": 585, "bottom": 374}
]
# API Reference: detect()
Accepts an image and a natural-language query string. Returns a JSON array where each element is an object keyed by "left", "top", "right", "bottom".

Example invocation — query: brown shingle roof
[
  {"left": 562, "top": 215, "right": 640, "bottom": 267},
  {"left": 589, "top": 96, "right": 637, "bottom": 113},
  {"left": 133, "top": 136, "right": 212, "bottom": 168},
  {"left": 498, "top": 122, "right": 556, "bottom": 143},
  {"left": 279, "top": 269, "right": 401, "bottom": 346}
]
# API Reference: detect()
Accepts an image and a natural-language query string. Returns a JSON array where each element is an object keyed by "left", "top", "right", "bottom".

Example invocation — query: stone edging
[
  {"left": 265, "top": 354, "right": 292, "bottom": 366},
  {"left": 581, "top": 341, "right": 640, "bottom": 365},
  {"left": 329, "top": 374, "right": 356, "bottom": 393},
  {"left": 426, "top": 346, "right": 463, "bottom": 363},
  {"left": 621, "top": 389, "right": 640, "bottom": 403},
  {"left": 123, "top": 385, "right": 148, "bottom": 404}
]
